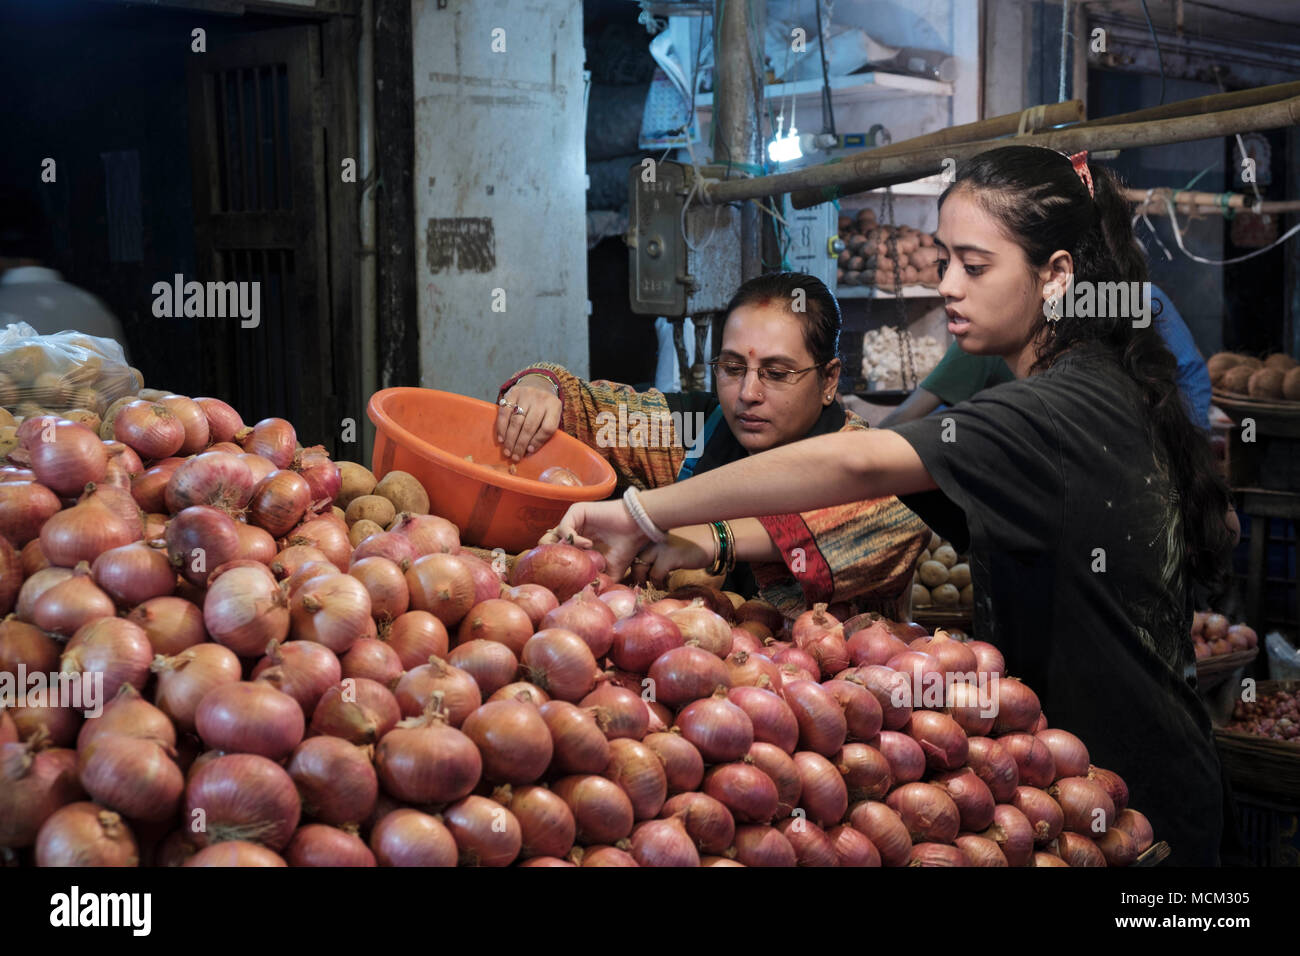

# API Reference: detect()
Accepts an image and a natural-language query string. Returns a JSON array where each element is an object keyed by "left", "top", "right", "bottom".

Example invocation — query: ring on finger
[{"left": 512, "top": 405, "right": 526, "bottom": 416}]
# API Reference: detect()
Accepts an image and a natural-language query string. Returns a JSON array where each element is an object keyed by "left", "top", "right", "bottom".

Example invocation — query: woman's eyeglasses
[{"left": 708, "top": 360, "right": 821, "bottom": 387}]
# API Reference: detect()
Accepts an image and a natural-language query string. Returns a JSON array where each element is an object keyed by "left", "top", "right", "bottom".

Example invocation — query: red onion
[
  {"left": 965, "top": 736, "right": 1020, "bottom": 803},
  {"left": 156, "top": 395, "right": 209, "bottom": 454},
  {"left": 1001, "top": 733, "right": 1057, "bottom": 789},
  {"left": 704, "top": 762, "right": 778, "bottom": 823},
  {"left": 340, "top": 638, "right": 404, "bottom": 688},
  {"left": 29, "top": 422, "right": 109, "bottom": 496},
  {"left": 446, "top": 639, "right": 518, "bottom": 698},
  {"left": 248, "top": 470, "right": 310, "bottom": 538},
  {"left": 829, "top": 823, "right": 881, "bottom": 866},
  {"left": 1037, "top": 729, "right": 1090, "bottom": 780},
  {"left": 743, "top": 742, "right": 800, "bottom": 818},
  {"left": 88, "top": 541, "right": 173, "bottom": 609},
  {"left": 643, "top": 731, "right": 704, "bottom": 794},
  {"left": 581, "top": 683, "right": 649, "bottom": 741},
  {"left": 393, "top": 656, "right": 481, "bottom": 725},
  {"left": 1088, "top": 765, "right": 1130, "bottom": 813},
  {"left": 784, "top": 679, "right": 847, "bottom": 756},
  {"left": 284, "top": 516, "right": 352, "bottom": 571},
  {"left": 284, "top": 824, "right": 375, "bottom": 867},
  {"left": 933, "top": 768, "right": 996, "bottom": 832},
  {"left": 381, "top": 612, "right": 447, "bottom": 671},
  {"left": 661, "top": 792, "right": 734, "bottom": 853},
  {"left": 909, "top": 630, "right": 978, "bottom": 674},
  {"left": 774, "top": 644, "right": 819, "bottom": 676},
  {"left": 645, "top": 645, "right": 729, "bottom": 709},
  {"left": 151, "top": 644, "right": 241, "bottom": 733},
  {"left": 730, "top": 824, "right": 796, "bottom": 867},
  {"left": 462, "top": 698, "right": 553, "bottom": 784},
  {"left": 874, "top": 729, "right": 926, "bottom": 784},
  {"left": 287, "top": 736, "right": 378, "bottom": 826},
  {"left": 667, "top": 601, "right": 733, "bottom": 658},
  {"left": 457, "top": 597, "right": 533, "bottom": 656},
  {"left": 886, "top": 782, "right": 960, "bottom": 843},
  {"left": 185, "top": 841, "right": 285, "bottom": 866},
  {"left": 909, "top": 843, "right": 970, "bottom": 867},
  {"left": 539, "top": 700, "right": 610, "bottom": 774},
  {"left": 405, "top": 553, "right": 476, "bottom": 627},
  {"left": 603, "top": 737, "right": 668, "bottom": 819},
  {"left": 164, "top": 452, "right": 253, "bottom": 514},
  {"left": 520, "top": 627, "right": 599, "bottom": 702},
  {"left": 443, "top": 795, "right": 522, "bottom": 867},
  {"left": 351, "top": 531, "right": 415, "bottom": 570},
  {"left": 968, "top": 640, "right": 1005, "bottom": 677},
  {"left": 251, "top": 639, "right": 341, "bottom": 714},
  {"left": 1012, "top": 786, "right": 1065, "bottom": 845},
  {"left": 288, "top": 573, "right": 371, "bottom": 654},
  {"left": 727, "top": 686, "right": 798, "bottom": 753},
  {"left": 161, "top": 505, "right": 241, "bottom": 588},
  {"left": 130, "top": 459, "right": 184, "bottom": 513},
  {"left": 845, "top": 620, "right": 909, "bottom": 666},
  {"left": 238, "top": 418, "right": 296, "bottom": 469},
  {"left": 293, "top": 445, "right": 341, "bottom": 507},
  {"left": 0, "top": 742, "right": 84, "bottom": 847},
  {"left": 788, "top": 751, "right": 845, "bottom": 830},
  {"left": 1048, "top": 776, "right": 1115, "bottom": 835},
  {"left": 674, "top": 689, "right": 754, "bottom": 763},
  {"left": 906, "top": 710, "right": 968, "bottom": 771},
  {"left": 729, "top": 627, "right": 764, "bottom": 655},
  {"left": 184, "top": 752, "right": 301, "bottom": 849},
  {"left": 541, "top": 588, "right": 615, "bottom": 659},
  {"left": 0, "top": 617, "right": 61, "bottom": 675},
  {"left": 848, "top": 664, "right": 913, "bottom": 730},
  {"left": 40, "top": 500, "right": 135, "bottom": 569},
  {"left": 344, "top": 559, "right": 409, "bottom": 625},
  {"left": 195, "top": 680, "right": 304, "bottom": 760},
  {"left": 270, "top": 544, "right": 330, "bottom": 581},
  {"left": 1112, "top": 808, "right": 1154, "bottom": 852},
  {"left": 491, "top": 681, "right": 550, "bottom": 706},
  {"left": 34, "top": 801, "right": 138, "bottom": 866},
  {"left": 20, "top": 538, "right": 52, "bottom": 577},
  {"left": 310, "top": 678, "right": 400, "bottom": 744},
  {"left": 630, "top": 816, "right": 700, "bottom": 867},
  {"left": 0, "top": 481, "right": 63, "bottom": 547},
  {"left": 993, "top": 677, "right": 1041, "bottom": 734},
  {"left": 847, "top": 800, "right": 915, "bottom": 867},
  {"left": 60, "top": 616, "right": 152, "bottom": 700},
  {"left": 500, "top": 784, "right": 576, "bottom": 860},
  {"left": 1096, "top": 825, "right": 1139, "bottom": 866},
  {"left": 375, "top": 708, "right": 481, "bottom": 803},
  {"left": 885, "top": 651, "right": 947, "bottom": 700},
  {"left": 455, "top": 551, "right": 505, "bottom": 605},
  {"left": 504, "top": 583, "right": 560, "bottom": 628},
  {"left": 982, "top": 803, "right": 1035, "bottom": 866},
  {"left": 238, "top": 453, "right": 276, "bottom": 486},
  {"left": 822, "top": 678, "right": 884, "bottom": 742},
  {"left": 194, "top": 397, "right": 244, "bottom": 444},
  {"left": 1050, "top": 831, "right": 1106, "bottom": 867},
  {"left": 115, "top": 401, "right": 185, "bottom": 458},
  {"left": 203, "top": 564, "right": 290, "bottom": 655},
  {"left": 937, "top": 678, "right": 995, "bottom": 736},
  {"left": 833, "top": 743, "right": 892, "bottom": 801},
  {"left": 77, "top": 734, "right": 183, "bottom": 821},
  {"left": 599, "top": 587, "right": 638, "bottom": 621},
  {"left": 610, "top": 605, "right": 682, "bottom": 674},
  {"left": 76, "top": 685, "right": 175, "bottom": 750},
  {"left": 724, "top": 649, "right": 783, "bottom": 692},
  {"left": 509, "top": 543, "right": 597, "bottom": 603},
  {"left": 369, "top": 808, "right": 458, "bottom": 867},
  {"left": 552, "top": 774, "right": 635, "bottom": 844},
  {"left": 777, "top": 817, "right": 839, "bottom": 866},
  {"left": 388, "top": 512, "right": 459, "bottom": 556}
]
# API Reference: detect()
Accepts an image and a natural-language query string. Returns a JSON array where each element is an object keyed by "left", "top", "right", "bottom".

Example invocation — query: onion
[
  {"left": 462, "top": 698, "right": 553, "bottom": 784},
  {"left": 0, "top": 617, "right": 61, "bottom": 676},
  {"left": 238, "top": 418, "right": 297, "bottom": 469},
  {"left": 184, "top": 752, "right": 300, "bottom": 849},
  {"left": 383, "top": 611, "right": 449, "bottom": 670},
  {"left": 406, "top": 553, "right": 476, "bottom": 627},
  {"left": 885, "top": 651, "right": 947, "bottom": 699},
  {"left": 602, "top": 737, "right": 668, "bottom": 819},
  {"left": 828, "top": 823, "right": 881, "bottom": 866},
  {"left": 909, "top": 630, "right": 978, "bottom": 674},
  {"left": 27, "top": 422, "right": 108, "bottom": 497},
  {"left": 184, "top": 841, "right": 285, "bottom": 866},
  {"left": 351, "top": 531, "right": 416, "bottom": 570},
  {"left": 788, "top": 751, "right": 846, "bottom": 828},
  {"left": 667, "top": 601, "right": 733, "bottom": 658},
  {"left": 822, "top": 678, "right": 884, "bottom": 741},
  {"left": 87, "top": 542, "right": 173, "bottom": 609},
  {"left": 1048, "top": 776, "right": 1115, "bottom": 835},
  {"left": 152, "top": 829, "right": 197, "bottom": 866},
  {"left": 847, "top": 801, "right": 912, "bottom": 866},
  {"left": 965, "top": 736, "right": 1020, "bottom": 803},
  {"left": 1037, "top": 729, "right": 1090, "bottom": 780},
  {"left": 40, "top": 500, "right": 135, "bottom": 569},
  {"left": 906, "top": 710, "right": 968, "bottom": 771},
  {"left": 249, "top": 470, "right": 311, "bottom": 537},
  {"left": 310, "top": 678, "right": 400, "bottom": 744},
  {"left": 375, "top": 708, "right": 482, "bottom": 803},
  {"left": 161, "top": 505, "right": 241, "bottom": 587},
  {"left": 289, "top": 573, "right": 371, "bottom": 653},
  {"left": 581, "top": 683, "right": 649, "bottom": 741},
  {"left": 195, "top": 680, "right": 304, "bottom": 760},
  {"left": 504, "top": 583, "right": 560, "bottom": 629},
  {"left": 992, "top": 677, "right": 1041, "bottom": 734},
  {"left": 774, "top": 645, "right": 819, "bottom": 676},
  {"left": 795, "top": 626, "right": 849, "bottom": 681},
  {"left": 239, "top": 453, "right": 276, "bottom": 486},
  {"left": 909, "top": 843, "right": 969, "bottom": 867},
  {"left": 154, "top": 395, "right": 208, "bottom": 454},
  {"left": 704, "top": 762, "right": 778, "bottom": 823},
  {"left": 833, "top": 743, "right": 892, "bottom": 801},
  {"left": 293, "top": 445, "right": 342, "bottom": 507},
  {"left": 0, "top": 742, "right": 84, "bottom": 847},
  {"left": 845, "top": 620, "right": 909, "bottom": 666},
  {"left": 539, "top": 700, "right": 610, "bottom": 774},
  {"left": 541, "top": 588, "right": 615, "bottom": 659},
  {"left": 369, "top": 808, "right": 458, "bottom": 867},
  {"left": 203, "top": 564, "right": 289, "bottom": 655},
  {"left": 968, "top": 640, "right": 1005, "bottom": 677},
  {"left": 932, "top": 768, "right": 996, "bottom": 832},
  {"left": 456, "top": 551, "right": 505, "bottom": 605},
  {"left": 389, "top": 512, "right": 459, "bottom": 556},
  {"left": 552, "top": 774, "right": 635, "bottom": 844},
  {"left": 981, "top": 803, "right": 1035, "bottom": 866},
  {"left": 284, "top": 824, "right": 375, "bottom": 867},
  {"left": 284, "top": 516, "right": 352, "bottom": 571},
  {"left": 447, "top": 639, "right": 518, "bottom": 698},
  {"left": 509, "top": 543, "right": 597, "bottom": 603},
  {"left": 270, "top": 545, "right": 331, "bottom": 582},
  {"left": 661, "top": 792, "right": 735, "bottom": 853},
  {"left": 1044, "top": 830, "right": 1104, "bottom": 867},
  {"left": 729, "top": 628, "right": 764, "bottom": 655},
  {"left": 76, "top": 735, "right": 182, "bottom": 822},
  {"left": 60, "top": 616, "right": 152, "bottom": 700},
  {"left": 499, "top": 784, "right": 576, "bottom": 860},
  {"left": 442, "top": 795, "right": 521, "bottom": 867},
  {"left": 194, "top": 397, "right": 244, "bottom": 444},
  {"left": 1012, "top": 786, "right": 1065, "bottom": 845},
  {"left": 393, "top": 656, "right": 481, "bottom": 725},
  {"left": 151, "top": 644, "right": 241, "bottom": 733},
  {"left": 730, "top": 824, "right": 796, "bottom": 867},
  {"left": 1088, "top": 765, "right": 1130, "bottom": 813},
  {"left": 77, "top": 685, "right": 175, "bottom": 750},
  {"left": 130, "top": 459, "right": 183, "bottom": 513},
  {"left": 643, "top": 731, "right": 704, "bottom": 794},
  {"left": 599, "top": 587, "right": 638, "bottom": 621},
  {"left": 874, "top": 729, "right": 926, "bottom": 784},
  {"left": 674, "top": 689, "right": 754, "bottom": 763},
  {"left": 646, "top": 645, "right": 730, "bottom": 709},
  {"left": 727, "top": 686, "right": 798, "bottom": 753},
  {"left": 776, "top": 817, "right": 839, "bottom": 866},
  {"left": 609, "top": 605, "right": 682, "bottom": 674},
  {"left": 286, "top": 736, "right": 377, "bottom": 826},
  {"left": 340, "top": 638, "right": 404, "bottom": 688},
  {"left": 784, "top": 679, "right": 847, "bottom": 756},
  {"left": 164, "top": 452, "right": 253, "bottom": 514},
  {"left": 724, "top": 649, "right": 783, "bottom": 692},
  {"left": 520, "top": 627, "right": 599, "bottom": 702},
  {"left": 848, "top": 664, "right": 913, "bottom": 730},
  {"left": 1000, "top": 733, "right": 1057, "bottom": 789},
  {"left": 0, "top": 481, "right": 63, "bottom": 547},
  {"left": 21, "top": 537, "right": 52, "bottom": 576},
  {"left": 34, "top": 801, "right": 138, "bottom": 866},
  {"left": 115, "top": 401, "right": 184, "bottom": 458},
  {"left": 458, "top": 598, "right": 534, "bottom": 656},
  {"left": 251, "top": 639, "right": 341, "bottom": 714},
  {"left": 1203, "top": 612, "right": 1230, "bottom": 641},
  {"left": 744, "top": 742, "right": 801, "bottom": 818},
  {"left": 1096, "top": 825, "right": 1139, "bottom": 866},
  {"left": 630, "top": 816, "right": 699, "bottom": 867},
  {"left": 492, "top": 680, "right": 550, "bottom": 704},
  {"left": 886, "top": 782, "right": 960, "bottom": 843}
]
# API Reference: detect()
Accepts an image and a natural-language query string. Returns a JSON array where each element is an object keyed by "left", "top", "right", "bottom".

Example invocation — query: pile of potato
[
  {"left": 835, "top": 208, "right": 941, "bottom": 290},
  {"left": 337, "top": 463, "right": 432, "bottom": 545},
  {"left": 910, "top": 531, "right": 973, "bottom": 610},
  {"left": 1208, "top": 351, "right": 1300, "bottom": 401},
  {"left": 0, "top": 335, "right": 143, "bottom": 419}
]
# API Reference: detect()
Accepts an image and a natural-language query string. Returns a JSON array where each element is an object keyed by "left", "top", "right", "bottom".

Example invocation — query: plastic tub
[{"left": 367, "top": 387, "right": 616, "bottom": 552}]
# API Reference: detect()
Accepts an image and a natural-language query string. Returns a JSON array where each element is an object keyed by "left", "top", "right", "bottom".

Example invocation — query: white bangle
[{"left": 623, "top": 487, "right": 667, "bottom": 543}]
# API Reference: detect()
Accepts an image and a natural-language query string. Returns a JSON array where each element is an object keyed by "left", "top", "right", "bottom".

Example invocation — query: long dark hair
[
  {"left": 723, "top": 272, "right": 841, "bottom": 372},
  {"left": 940, "top": 145, "right": 1232, "bottom": 593}
]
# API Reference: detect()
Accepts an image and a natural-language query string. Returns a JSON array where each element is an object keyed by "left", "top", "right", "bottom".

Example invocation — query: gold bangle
[
  {"left": 706, "top": 523, "right": 724, "bottom": 576},
  {"left": 722, "top": 520, "right": 737, "bottom": 574}
]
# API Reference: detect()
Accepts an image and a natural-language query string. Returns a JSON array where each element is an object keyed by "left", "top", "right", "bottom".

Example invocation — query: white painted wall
[{"left": 411, "top": 0, "right": 588, "bottom": 400}]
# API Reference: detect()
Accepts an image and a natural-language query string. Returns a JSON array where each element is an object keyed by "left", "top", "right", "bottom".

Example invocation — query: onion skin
[
  {"left": 674, "top": 692, "right": 754, "bottom": 764},
  {"left": 724, "top": 649, "right": 783, "bottom": 692},
  {"left": 833, "top": 743, "right": 893, "bottom": 802},
  {"left": 285, "top": 516, "right": 352, "bottom": 571},
  {"left": 92, "top": 541, "right": 175, "bottom": 606},
  {"left": 540, "top": 588, "right": 615, "bottom": 659},
  {"left": 886, "top": 782, "right": 961, "bottom": 844},
  {"left": 447, "top": 639, "right": 518, "bottom": 698},
  {"left": 287, "top": 737, "right": 378, "bottom": 826},
  {"left": 240, "top": 418, "right": 297, "bottom": 469},
  {"left": 968, "top": 640, "right": 1005, "bottom": 677},
  {"left": 660, "top": 792, "right": 735, "bottom": 854},
  {"left": 822, "top": 678, "right": 884, "bottom": 741},
  {"left": 249, "top": 469, "right": 312, "bottom": 538},
  {"left": 375, "top": 712, "right": 481, "bottom": 804},
  {"left": 497, "top": 785, "right": 575, "bottom": 860},
  {"left": 61, "top": 616, "right": 154, "bottom": 701},
  {"left": 793, "top": 750, "right": 849, "bottom": 826},
  {"left": 873, "top": 730, "right": 927, "bottom": 785},
  {"left": 667, "top": 602, "right": 733, "bottom": 658},
  {"left": 552, "top": 775, "right": 635, "bottom": 844},
  {"left": 932, "top": 768, "right": 996, "bottom": 832},
  {"left": 539, "top": 700, "right": 610, "bottom": 774},
  {"left": 442, "top": 795, "right": 522, "bottom": 867},
  {"left": 746, "top": 742, "right": 802, "bottom": 817},
  {"left": 0, "top": 481, "right": 63, "bottom": 547},
  {"left": 847, "top": 801, "right": 912, "bottom": 867},
  {"left": 126, "top": 597, "right": 206, "bottom": 657},
  {"left": 1012, "top": 786, "right": 1065, "bottom": 846},
  {"left": 776, "top": 817, "right": 839, "bottom": 867},
  {"left": 1048, "top": 776, "right": 1116, "bottom": 835},
  {"left": 340, "top": 638, "right": 404, "bottom": 689},
  {"left": 76, "top": 735, "right": 184, "bottom": 822},
  {"left": 992, "top": 677, "right": 1042, "bottom": 734},
  {"left": 310, "top": 678, "right": 401, "bottom": 745},
  {"left": 603, "top": 737, "right": 668, "bottom": 820},
  {"left": 34, "top": 801, "right": 139, "bottom": 867},
  {"left": 521, "top": 628, "right": 599, "bottom": 703},
  {"left": 393, "top": 656, "right": 481, "bottom": 726},
  {"left": 152, "top": 644, "right": 242, "bottom": 733},
  {"left": 195, "top": 681, "right": 305, "bottom": 761},
  {"left": 845, "top": 621, "right": 909, "bottom": 667},
  {"left": 1036, "top": 729, "right": 1091, "bottom": 780},
  {"left": 0, "top": 744, "right": 85, "bottom": 847},
  {"left": 581, "top": 683, "right": 649, "bottom": 741},
  {"left": 77, "top": 685, "right": 176, "bottom": 750},
  {"left": 578, "top": 845, "right": 639, "bottom": 867},
  {"left": 729, "top": 824, "right": 797, "bottom": 867},
  {"left": 0, "top": 617, "right": 61, "bottom": 676},
  {"left": 1088, "top": 765, "right": 1130, "bottom": 813},
  {"left": 184, "top": 841, "right": 286, "bottom": 866},
  {"left": 965, "top": 736, "right": 1020, "bottom": 803},
  {"left": 646, "top": 645, "right": 731, "bottom": 710},
  {"left": 909, "top": 843, "right": 970, "bottom": 867},
  {"left": 29, "top": 422, "right": 109, "bottom": 497},
  {"left": 405, "top": 553, "right": 476, "bottom": 628},
  {"left": 643, "top": 731, "right": 704, "bottom": 794},
  {"left": 369, "top": 809, "right": 457, "bottom": 867},
  {"left": 41, "top": 500, "right": 136, "bottom": 569},
  {"left": 509, "top": 543, "right": 597, "bottom": 603},
  {"left": 982, "top": 803, "right": 1035, "bottom": 867},
  {"left": 285, "top": 825, "right": 376, "bottom": 867},
  {"left": 704, "top": 762, "right": 779, "bottom": 824},
  {"left": 165, "top": 452, "right": 253, "bottom": 514},
  {"left": 905, "top": 710, "right": 969, "bottom": 772},
  {"left": 251, "top": 639, "right": 342, "bottom": 716},
  {"left": 203, "top": 564, "right": 290, "bottom": 656},
  {"left": 184, "top": 753, "right": 301, "bottom": 850},
  {"left": 828, "top": 823, "right": 881, "bottom": 866},
  {"left": 457, "top": 598, "right": 533, "bottom": 656},
  {"left": 389, "top": 513, "right": 460, "bottom": 556},
  {"left": 518, "top": 856, "right": 576, "bottom": 867},
  {"left": 289, "top": 573, "right": 371, "bottom": 654},
  {"left": 630, "top": 816, "right": 700, "bottom": 867},
  {"left": 383, "top": 610, "right": 450, "bottom": 670},
  {"left": 1096, "top": 825, "right": 1139, "bottom": 866},
  {"left": 1049, "top": 831, "right": 1107, "bottom": 867},
  {"left": 34, "top": 569, "right": 116, "bottom": 638},
  {"left": 116, "top": 401, "right": 186, "bottom": 459},
  {"left": 610, "top": 605, "right": 683, "bottom": 674},
  {"left": 848, "top": 664, "right": 913, "bottom": 730},
  {"left": 727, "top": 685, "right": 799, "bottom": 753},
  {"left": 1001, "top": 733, "right": 1057, "bottom": 790},
  {"left": 784, "top": 679, "right": 848, "bottom": 756},
  {"left": 462, "top": 699, "right": 554, "bottom": 784},
  {"left": 194, "top": 397, "right": 245, "bottom": 444},
  {"left": 504, "top": 583, "right": 560, "bottom": 629}
]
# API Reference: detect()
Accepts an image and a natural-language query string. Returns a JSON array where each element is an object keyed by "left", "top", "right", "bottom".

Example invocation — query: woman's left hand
[
  {"left": 549, "top": 500, "right": 649, "bottom": 580},
  {"left": 627, "top": 524, "right": 715, "bottom": 588}
]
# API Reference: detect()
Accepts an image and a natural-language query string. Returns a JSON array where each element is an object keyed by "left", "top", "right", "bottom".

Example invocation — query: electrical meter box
[{"left": 780, "top": 196, "right": 841, "bottom": 292}]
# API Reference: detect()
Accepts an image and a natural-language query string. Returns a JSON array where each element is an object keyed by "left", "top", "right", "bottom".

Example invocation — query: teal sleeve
[{"left": 920, "top": 341, "right": 1014, "bottom": 405}]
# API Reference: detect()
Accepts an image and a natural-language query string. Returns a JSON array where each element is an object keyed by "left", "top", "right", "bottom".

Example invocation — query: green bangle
[{"left": 707, "top": 523, "right": 725, "bottom": 576}]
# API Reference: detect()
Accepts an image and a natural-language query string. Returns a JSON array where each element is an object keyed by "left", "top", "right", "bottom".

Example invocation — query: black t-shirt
[{"left": 890, "top": 343, "right": 1222, "bottom": 865}]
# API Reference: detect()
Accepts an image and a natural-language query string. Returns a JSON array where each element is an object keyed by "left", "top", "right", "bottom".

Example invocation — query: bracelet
[
  {"left": 623, "top": 487, "right": 667, "bottom": 543},
  {"left": 722, "top": 520, "right": 737, "bottom": 574},
  {"left": 706, "top": 523, "right": 725, "bottom": 576}
]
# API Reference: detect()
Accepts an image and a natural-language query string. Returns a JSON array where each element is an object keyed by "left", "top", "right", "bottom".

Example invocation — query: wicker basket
[
  {"left": 1195, "top": 647, "right": 1259, "bottom": 693},
  {"left": 1214, "top": 680, "right": 1300, "bottom": 801}
]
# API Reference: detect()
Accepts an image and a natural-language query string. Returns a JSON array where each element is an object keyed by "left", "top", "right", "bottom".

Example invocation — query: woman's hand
[
  {"left": 628, "top": 524, "right": 715, "bottom": 588},
  {"left": 497, "top": 375, "right": 562, "bottom": 460},
  {"left": 550, "top": 500, "right": 649, "bottom": 581}
]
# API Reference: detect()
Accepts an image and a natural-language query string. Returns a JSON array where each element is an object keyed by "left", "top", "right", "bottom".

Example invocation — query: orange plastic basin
[{"left": 367, "top": 387, "right": 617, "bottom": 552}]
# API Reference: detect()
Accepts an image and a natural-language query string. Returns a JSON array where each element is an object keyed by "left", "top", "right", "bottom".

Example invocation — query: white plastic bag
[
  {"left": 0, "top": 322, "right": 139, "bottom": 416},
  {"left": 1265, "top": 631, "right": 1300, "bottom": 680}
]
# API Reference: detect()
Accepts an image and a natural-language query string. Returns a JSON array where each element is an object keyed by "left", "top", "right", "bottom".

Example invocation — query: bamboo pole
[
  {"left": 702, "top": 94, "right": 1300, "bottom": 207},
  {"left": 787, "top": 100, "right": 1085, "bottom": 209},
  {"left": 1076, "top": 79, "right": 1300, "bottom": 129},
  {"left": 1124, "top": 187, "right": 1300, "bottom": 216}
]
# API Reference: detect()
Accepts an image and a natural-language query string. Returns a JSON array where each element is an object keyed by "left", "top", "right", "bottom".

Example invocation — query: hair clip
[{"left": 1068, "top": 150, "right": 1094, "bottom": 199}]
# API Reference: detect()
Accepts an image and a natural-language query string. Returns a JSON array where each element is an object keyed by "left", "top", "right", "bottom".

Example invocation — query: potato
[
  {"left": 336, "top": 461, "right": 377, "bottom": 508},
  {"left": 724, "top": 590, "right": 746, "bottom": 610},
  {"left": 932, "top": 583, "right": 960, "bottom": 606},
  {"left": 838, "top": 215, "right": 854, "bottom": 233},
  {"left": 918, "top": 232, "right": 935, "bottom": 247},
  {"left": 331, "top": 505, "right": 347, "bottom": 523},
  {"left": 932, "top": 544, "right": 958, "bottom": 569},
  {"left": 1206, "top": 352, "right": 1243, "bottom": 383},
  {"left": 918, "top": 559, "right": 949, "bottom": 588},
  {"left": 917, "top": 548, "right": 931, "bottom": 567},
  {"left": 0, "top": 407, "right": 14, "bottom": 429},
  {"left": 841, "top": 271, "right": 861, "bottom": 286},
  {"left": 375, "top": 470, "right": 430, "bottom": 515},
  {"left": 667, "top": 568, "right": 726, "bottom": 592},
  {"left": 1264, "top": 353, "right": 1297, "bottom": 371},
  {"left": 959, "top": 584, "right": 974, "bottom": 607},
  {"left": 348, "top": 518, "right": 385, "bottom": 547},
  {"left": 1219, "top": 365, "right": 1253, "bottom": 394},
  {"left": 911, "top": 583, "right": 931, "bottom": 607},
  {"left": 1237, "top": 356, "right": 1263, "bottom": 371},
  {"left": 1247, "top": 367, "right": 1285, "bottom": 399},
  {"left": 928, "top": 532, "right": 941, "bottom": 552},
  {"left": 346, "top": 494, "right": 396, "bottom": 529},
  {"left": 1283, "top": 367, "right": 1300, "bottom": 401},
  {"left": 61, "top": 408, "right": 101, "bottom": 432},
  {"left": 948, "top": 562, "right": 971, "bottom": 589},
  {"left": 137, "top": 388, "right": 172, "bottom": 402}
]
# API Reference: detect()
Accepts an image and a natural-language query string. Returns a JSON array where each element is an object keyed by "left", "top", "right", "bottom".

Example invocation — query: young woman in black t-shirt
[{"left": 552, "top": 145, "right": 1236, "bottom": 865}]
